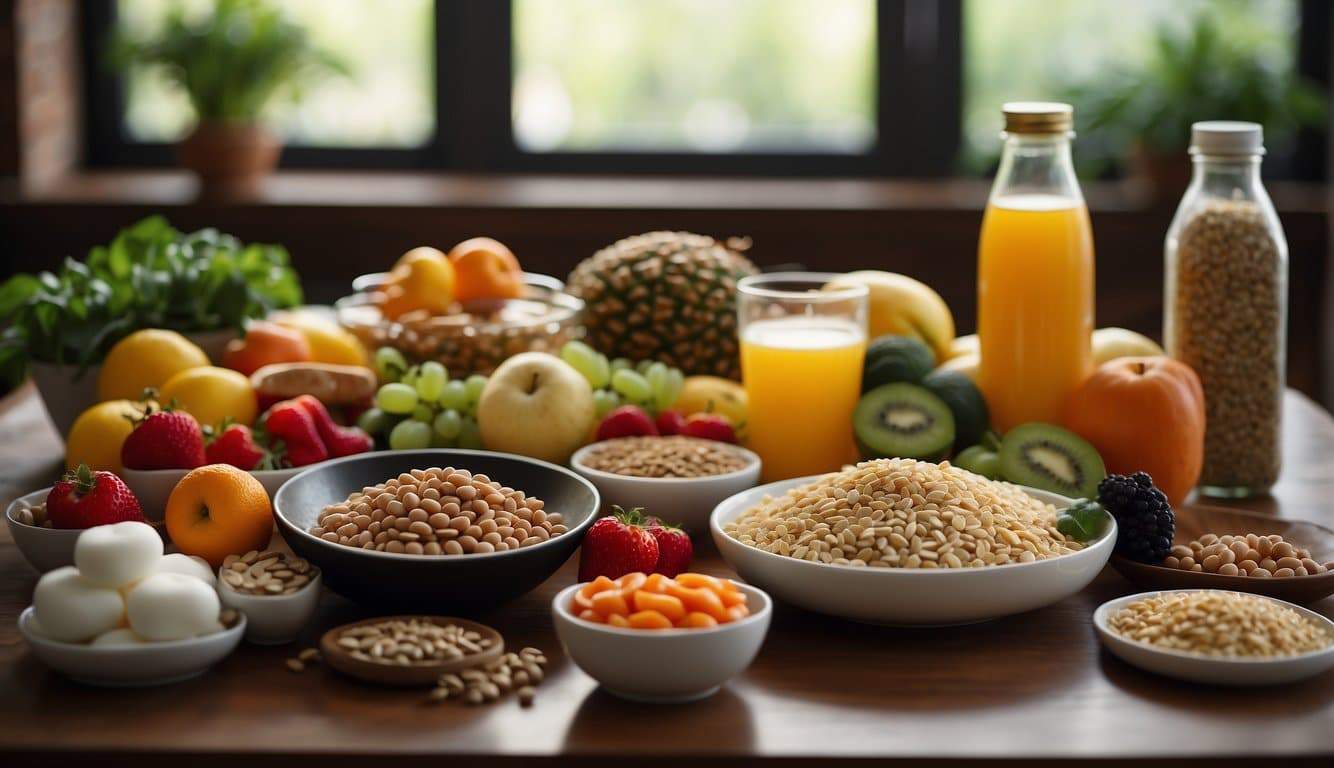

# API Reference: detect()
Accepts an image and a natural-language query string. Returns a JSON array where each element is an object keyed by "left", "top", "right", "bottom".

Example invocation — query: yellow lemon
[
  {"left": 380, "top": 247, "right": 457, "bottom": 319},
  {"left": 674, "top": 376, "right": 748, "bottom": 426},
  {"left": 271, "top": 311, "right": 370, "bottom": 366},
  {"left": 159, "top": 366, "right": 257, "bottom": 430},
  {"left": 65, "top": 399, "right": 156, "bottom": 473},
  {"left": 97, "top": 329, "right": 209, "bottom": 402}
]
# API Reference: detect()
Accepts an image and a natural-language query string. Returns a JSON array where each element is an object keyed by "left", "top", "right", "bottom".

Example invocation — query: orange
[
  {"left": 159, "top": 366, "right": 257, "bottom": 430},
  {"left": 222, "top": 321, "right": 312, "bottom": 375},
  {"left": 380, "top": 247, "right": 457, "bottom": 319},
  {"left": 166, "top": 464, "right": 273, "bottom": 567},
  {"left": 97, "top": 329, "right": 209, "bottom": 402},
  {"left": 448, "top": 237, "right": 523, "bottom": 302},
  {"left": 269, "top": 310, "right": 370, "bottom": 367},
  {"left": 65, "top": 398, "right": 156, "bottom": 473}
]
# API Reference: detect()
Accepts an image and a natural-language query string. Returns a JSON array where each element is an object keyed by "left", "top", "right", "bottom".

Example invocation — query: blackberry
[{"left": 1097, "top": 471, "right": 1174, "bottom": 564}]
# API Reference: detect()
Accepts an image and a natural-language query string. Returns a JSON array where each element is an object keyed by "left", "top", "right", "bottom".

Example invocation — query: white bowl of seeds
[
  {"left": 571, "top": 437, "right": 761, "bottom": 533},
  {"left": 217, "top": 550, "right": 321, "bottom": 645}
]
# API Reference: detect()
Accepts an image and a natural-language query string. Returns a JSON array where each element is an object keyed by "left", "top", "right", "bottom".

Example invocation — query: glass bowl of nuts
[
  {"left": 336, "top": 272, "right": 583, "bottom": 376},
  {"left": 5, "top": 488, "right": 82, "bottom": 574},
  {"left": 570, "top": 437, "right": 762, "bottom": 533},
  {"left": 272, "top": 449, "right": 599, "bottom": 610},
  {"left": 216, "top": 550, "right": 323, "bottom": 645}
]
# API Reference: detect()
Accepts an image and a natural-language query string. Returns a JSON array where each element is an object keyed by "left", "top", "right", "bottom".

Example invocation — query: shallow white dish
[
  {"left": 570, "top": 441, "right": 761, "bottom": 533},
  {"left": 552, "top": 581, "right": 771, "bottom": 702},
  {"left": 217, "top": 568, "right": 322, "bottom": 645},
  {"left": 18, "top": 606, "right": 246, "bottom": 686},
  {"left": 710, "top": 476, "right": 1116, "bottom": 626},
  {"left": 5, "top": 488, "right": 80, "bottom": 573},
  {"left": 1093, "top": 589, "right": 1334, "bottom": 686},
  {"left": 121, "top": 466, "right": 301, "bottom": 520}
]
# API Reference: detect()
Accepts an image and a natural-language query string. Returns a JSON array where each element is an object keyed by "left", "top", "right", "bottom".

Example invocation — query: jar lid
[
  {"left": 1190, "top": 121, "right": 1265, "bottom": 156},
  {"left": 1002, "top": 102, "right": 1073, "bottom": 134}
]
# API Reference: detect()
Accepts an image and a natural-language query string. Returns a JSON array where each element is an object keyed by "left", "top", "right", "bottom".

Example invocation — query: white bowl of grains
[
  {"left": 216, "top": 549, "right": 322, "bottom": 645},
  {"left": 1094, "top": 589, "right": 1334, "bottom": 686},
  {"left": 710, "top": 458, "right": 1116, "bottom": 626},
  {"left": 571, "top": 437, "right": 761, "bottom": 532}
]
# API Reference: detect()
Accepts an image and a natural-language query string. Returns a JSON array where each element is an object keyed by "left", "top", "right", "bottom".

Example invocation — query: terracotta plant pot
[{"left": 176, "top": 122, "right": 282, "bottom": 198}]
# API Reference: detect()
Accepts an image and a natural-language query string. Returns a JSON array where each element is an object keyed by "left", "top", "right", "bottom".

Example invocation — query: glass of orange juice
[{"left": 738, "top": 273, "right": 868, "bottom": 483}]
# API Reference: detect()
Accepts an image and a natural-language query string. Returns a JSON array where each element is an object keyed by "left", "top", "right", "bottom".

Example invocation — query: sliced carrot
[
  {"left": 581, "top": 575, "right": 615, "bottom": 598},
  {"left": 719, "top": 578, "right": 742, "bottom": 592},
  {"left": 666, "top": 582, "right": 730, "bottom": 621},
  {"left": 578, "top": 608, "right": 604, "bottom": 623},
  {"left": 632, "top": 590, "right": 687, "bottom": 622},
  {"left": 642, "top": 573, "right": 671, "bottom": 593},
  {"left": 607, "top": 613, "right": 632, "bottom": 628},
  {"left": 628, "top": 610, "right": 673, "bottom": 629},
  {"left": 615, "top": 572, "right": 647, "bottom": 591},
  {"left": 719, "top": 588, "right": 748, "bottom": 608},
  {"left": 591, "top": 589, "right": 630, "bottom": 617},
  {"left": 725, "top": 604, "right": 750, "bottom": 622},
  {"left": 676, "top": 573, "right": 724, "bottom": 591},
  {"left": 682, "top": 611, "right": 719, "bottom": 629}
]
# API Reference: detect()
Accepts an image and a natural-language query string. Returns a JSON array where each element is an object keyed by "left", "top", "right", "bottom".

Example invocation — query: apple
[
  {"left": 823, "top": 271, "right": 955, "bottom": 361},
  {"left": 477, "top": 352, "right": 596, "bottom": 463}
]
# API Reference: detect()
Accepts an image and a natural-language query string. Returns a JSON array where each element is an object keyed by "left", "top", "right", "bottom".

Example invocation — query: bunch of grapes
[
  {"left": 359, "top": 347, "right": 488, "bottom": 451},
  {"left": 559, "top": 341, "right": 684, "bottom": 418}
]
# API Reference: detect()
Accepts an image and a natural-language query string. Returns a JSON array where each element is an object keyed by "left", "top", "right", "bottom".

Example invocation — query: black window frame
[{"left": 81, "top": 0, "right": 1326, "bottom": 179}]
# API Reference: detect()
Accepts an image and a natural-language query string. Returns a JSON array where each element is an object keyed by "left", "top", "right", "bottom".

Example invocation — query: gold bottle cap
[{"left": 1002, "top": 102, "right": 1073, "bottom": 134}]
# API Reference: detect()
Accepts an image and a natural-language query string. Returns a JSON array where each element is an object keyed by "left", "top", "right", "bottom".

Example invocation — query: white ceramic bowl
[
  {"left": 710, "top": 476, "right": 1116, "bottom": 626},
  {"left": 570, "top": 441, "right": 762, "bottom": 532},
  {"left": 552, "top": 581, "right": 771, "bottom": 702},
  {"left": 121, "top": 466, "right": 301, "bottom": 520},
  {"left": 5, "top": 488, "right": 81, "bottom": 573},
  {"left": 1094, "top": 589, "right": 1334, "bottom": 686},
  {"left": 217, "top": 568, "right": 322, "bottom": 645},
  {"left": 18, "top": 606, "right": 246, "bottom": 687}
]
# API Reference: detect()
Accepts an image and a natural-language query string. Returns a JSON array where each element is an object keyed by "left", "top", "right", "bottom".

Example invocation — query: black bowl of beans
[{"left": 273, "top": 449, "right": 600, "bottom": 610}]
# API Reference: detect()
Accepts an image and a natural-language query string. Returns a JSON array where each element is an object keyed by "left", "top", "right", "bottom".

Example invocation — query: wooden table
[{"left": 0, "top": 383, "right": 1331, "bottom": 766}]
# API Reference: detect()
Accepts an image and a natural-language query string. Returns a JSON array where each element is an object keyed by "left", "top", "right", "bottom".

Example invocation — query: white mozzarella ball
[
  {"left": 91, "top": 628, "right": 150, "bottom": 647},
  {"left": 126, "top": 573, "right": 220, "bottom": 641},
  {"left": 74, "top": 521, "right": 163, "bottom": 588},
  {"left": 156, "top": 553, "right": 217, "bottom": 587},
  {"left": 33, "top": 566, "right": 126, "bottom": 643}
]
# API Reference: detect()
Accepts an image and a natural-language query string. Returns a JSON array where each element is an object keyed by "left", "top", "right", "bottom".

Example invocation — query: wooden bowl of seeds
[
  {"left": 320, "top": 616, "right": 503, "bottom": 686},
  {"left": 571, "top": 437, "right": 761, "bottom": 533}
]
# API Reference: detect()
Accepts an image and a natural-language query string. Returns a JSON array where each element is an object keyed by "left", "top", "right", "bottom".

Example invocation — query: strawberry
[
  {"left": 596, "top": 405, "right": 658, "bottom": 441},
  {"left": 46, "top": 464, "right": 146, "bottom": 530},
  {"left": 681, "top": 413, "right": 738, "bottom": 444},
  {"left": 205, "top": 422, "right": 270, "bottom": 471},
  {"left": 577, "top": 505, "right": 659, "bottom": 582},
  {"left": 263, "top": 400, "right": 330, "bottom": 467},
  {"left": 645, "top": 518, "right": 693, "bottom": 577},
  {"left": 293, "top": 395, "right": 373, "bottom": 458},
  {"left": 654, "top": 409, "right": 687, "bottom": 436},
  {"left": 120, "top": 407, "right": 206, "bottom": 470}
]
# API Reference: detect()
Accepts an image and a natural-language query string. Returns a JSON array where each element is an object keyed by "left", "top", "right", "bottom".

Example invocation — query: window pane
[
  {"left": 118, "top": 0, "right": 434, "bottom": 147},
  {"left": 512, "top": 0, "right": 876, "bottom": 154},
  {"left": 963, "top": 0, "right": 1299, "bottom": 171}
]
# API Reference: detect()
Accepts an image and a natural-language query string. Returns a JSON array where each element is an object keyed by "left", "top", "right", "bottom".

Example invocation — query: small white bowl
[
  {"left": 18, "top": 606, "right": 246, "bottom": 687},
  {"left": 1094, "top": 589, "right": 1334, "bottom": 686},
  {"left": 217, "top": 568, "right": 322, "bottom": 645},
  {"left": 552, "top": 581, "right": 771, "bottom": 702},
  {"left": 121, "top": 466, "right": 301, "bottom": 520},
  {"left": 6, "top": 488, "right": 81, "bottom": 573},
  {"left": 570, "top": 441, "right": 762, "bottom": 532},
  {"left": 711, "top": 476, "right": 1116, "bottom": 626}
]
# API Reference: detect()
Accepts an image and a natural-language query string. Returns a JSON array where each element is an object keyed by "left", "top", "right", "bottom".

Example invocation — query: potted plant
[
  {"left": 0, "top": 216, "right": 304, "bottom": 434},
  {"left": 109, "top": 0, "right": 347, "bottom": 196},
  {"left": 1064, "top": 13, "right": 1325, "bottom": 197}
]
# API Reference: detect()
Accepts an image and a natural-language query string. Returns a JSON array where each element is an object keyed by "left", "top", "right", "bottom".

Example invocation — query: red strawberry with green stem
[
  {"left": 120, "top": 406, "right": 207, "bottom": 471},
  {"left": 264, "top": 399, "right": 330, "bottom": 467},
  {"left": 596, "top": 405, "right": 658, "bottom": 441},
  {"left": 645, "top": 516, "right": 693, "bottom": 577},
  {"left": 577, "top": 505, "right": 659, "bottom": 582},
  {"left": 293, "top": 395, "right": 373, "bottom": 458},
  {"left": 46, "top": 464, "right": 146, "bottom": 529},
  {"left": 205, "top": 421, "right": 271, "bottom": 471}
]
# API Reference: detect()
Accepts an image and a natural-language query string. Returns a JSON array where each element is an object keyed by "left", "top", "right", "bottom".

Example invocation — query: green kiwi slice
[
  {"left": 997, "top": 422, "right": 1106, "bottom": 499},
  {"left": 854, "top": 383, "right": 955, "bottom": 460}
]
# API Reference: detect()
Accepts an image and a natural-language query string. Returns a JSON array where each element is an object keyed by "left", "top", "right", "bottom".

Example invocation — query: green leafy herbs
[
  {"left": 108, "top": 0, "right": 349, "bottom": 124},
  {"left": 1057, "top": 499, "right": 1109, "bottom": 543},
  {"left": 0, "top": 216, "right": 302, "bottom": 386}
]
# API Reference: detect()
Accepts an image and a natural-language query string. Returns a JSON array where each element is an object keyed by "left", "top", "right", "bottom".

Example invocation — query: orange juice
[
  {"left": 741, "top": 317, "right": 866, "bottom": 482},
  {"left": 977, "top": 194, "right": 1095, "bottom": 431}
]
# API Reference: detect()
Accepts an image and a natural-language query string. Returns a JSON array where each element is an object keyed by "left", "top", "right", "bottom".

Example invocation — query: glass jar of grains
[{"left": 1164, "top": 122, "right": 1288, "bottom": 497}]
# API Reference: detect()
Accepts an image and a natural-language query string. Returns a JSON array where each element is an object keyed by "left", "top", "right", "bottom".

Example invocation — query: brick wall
[{"left": 13, "top": 0, "right": 80, "bottom": 187}]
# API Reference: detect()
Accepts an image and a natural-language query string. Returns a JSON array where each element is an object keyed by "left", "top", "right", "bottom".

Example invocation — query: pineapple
[{"left": 567, "top": 232, "right": 759, "bottom": 380}]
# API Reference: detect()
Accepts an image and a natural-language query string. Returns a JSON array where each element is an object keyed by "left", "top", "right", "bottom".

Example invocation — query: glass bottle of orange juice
[{"left": 977, "top": 103, "right": 1095, "bottom": 432}]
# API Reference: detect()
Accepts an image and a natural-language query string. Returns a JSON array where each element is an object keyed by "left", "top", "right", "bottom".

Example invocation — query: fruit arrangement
[
  {"left": 360, "top": 346, "right": 489, "bottom": 451},
  {"left": 570, "top": 572, "right": 749, "bottom": 629}
]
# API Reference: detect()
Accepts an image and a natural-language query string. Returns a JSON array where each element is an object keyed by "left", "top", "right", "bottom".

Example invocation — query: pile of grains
[
  {"left": 309, "top": 466, "right": 564, "bottom": 555},
  {"left": 1169, "top": 200, "right": 1284, "bottom": 491},
  {"left": 332, "top": 617, "right": 496, "bottom": 665},
  {"left": 580, "top": 436, "right": 751, "bottom": 478},
  {"left": 1163, "top": 533, "right": 1331, "bottom": 577},
  {"left": 11, "top": 500, "right": 49, "bottom": 528},
  {"left": 724, "top": 458, "right": 1083, "bottom": 568},
  {"left": 1109, "top": 591, "right": 1332, "bottom": 658},
  {"left": 431, "top": 646, "right": 548, "bottom": 707},
  {"left": 220, "top": 550, "right": 317, "bottom": 595}
]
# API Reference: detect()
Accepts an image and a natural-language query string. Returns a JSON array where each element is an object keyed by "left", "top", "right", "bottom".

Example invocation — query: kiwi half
[
  {"left": 854, "top": 383, "right": 955, "bottom": 460},
  {"left": 998, "top": 423, "right": 1106, "bottom": 499}
]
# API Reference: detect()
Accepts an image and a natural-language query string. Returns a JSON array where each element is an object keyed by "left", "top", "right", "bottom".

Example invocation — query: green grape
[
  {"left": 438, "top": 380, "right": 469, "bottom": 410},
  {"left": 411, "top": 403, "right": 436, "bottom": 423},
  {"left": 464, "top": 375, "right": 489, "bottom": 408},
  {"left": 560, "top": 341, "right": 611, "bottom": 389},
  {"left": 636, "top": 359, "right": 654, "bottom": 375},
  {"left": 373, "top": 347, "right": 408, "bottom": 382},
  {"left": 654, "top": 367, "right": 685, "bottom": 412},
  {"left": 610, "top": 357, "right": 633, "bottom": 372},
  {"left": 401, "top": 365, "right": 420, "bottom": 390},
  {"left": 375, "top": 383, "right": 419, "bottom": 415},
  {"left": 645, "top": 361, "right": 669, "bottom": 395},
  {"left": 433, "top": 409, "right": 463, "bottom": 440},
  {"left": 457, "top": 417, "right": 484, "bottom": 449},
  {"left": 610, "top": 369, "right": 651, "bottom": 401},
  {"left": 357, "top": 407, "right": 389, "bottom": 435},
  {"left": 592, "top": 389, "right": 621, "bottom": 417},
  {"left": 388, "top": 419, "right": 432, "bottom": 450},
  {"left": 429, "top": 429, "right": 455, "bottom": 448},
  {"left": 415, "top": 361, "right": 448, "bottom": 402}
]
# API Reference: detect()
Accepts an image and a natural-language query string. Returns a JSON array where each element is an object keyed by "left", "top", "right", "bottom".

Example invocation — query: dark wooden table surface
[{"left": 0, "top": 383, "right": 1331, "bottom": 766}]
